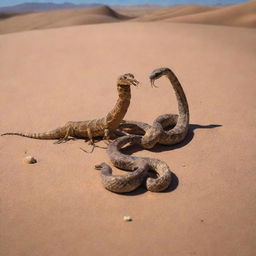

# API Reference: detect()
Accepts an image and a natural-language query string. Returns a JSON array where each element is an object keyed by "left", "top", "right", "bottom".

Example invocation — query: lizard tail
[{"left": 1, "top": 127, "right": 65, "bottom": 140}]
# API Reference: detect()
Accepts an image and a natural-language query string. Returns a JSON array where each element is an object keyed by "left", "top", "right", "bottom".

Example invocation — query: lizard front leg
[
  {"left": 79, "top": 128, "right": 95, "bottom": 153},
  {"left": 104, "top": 128, "right": 113, "bottom": 145},
  {"left": 86, "top": 128, "right": 94, "bottom": 145},
  {"left": 104, "top": 129, "right": 110, "bottom": 141}
]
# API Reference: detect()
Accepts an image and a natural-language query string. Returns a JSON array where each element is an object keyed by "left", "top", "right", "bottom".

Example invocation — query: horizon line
[{"left": 0, "top": 0, "right": 250, "bottom": 8}]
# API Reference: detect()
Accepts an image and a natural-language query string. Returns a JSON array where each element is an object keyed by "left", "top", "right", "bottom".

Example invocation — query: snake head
[
  {"left": 150, "top": 67, "right": 171, "bottom": 88},
  {"left": 118, "top": 73, "right": 139, "bottom": 87}
]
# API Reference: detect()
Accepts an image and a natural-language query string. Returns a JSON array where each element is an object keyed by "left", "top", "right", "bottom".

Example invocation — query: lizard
[{"left": 1, "top": 73, "right": 139, "bottom": 146}]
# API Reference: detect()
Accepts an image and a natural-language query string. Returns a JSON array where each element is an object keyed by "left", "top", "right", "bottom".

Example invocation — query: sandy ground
[{"left": 0, "top": 20, "right": 256, "bottom": 256}]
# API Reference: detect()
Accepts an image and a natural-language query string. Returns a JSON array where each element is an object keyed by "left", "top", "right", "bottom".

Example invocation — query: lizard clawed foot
[
  {"left": 80, "top": 143, "right": 95, "bottom": 153},
  {"left": 104, "top": 140, "right": 110, "bottom": 146},
  {"left": 54, "top": 139, "right": 66, "bottom": 144},
  {"left": 80, "top": 141, "right": 108, "bottom": 154},
  {"left": 54, "top": 137, "right": 76, "bottom": 144},
  {"left": 96, "top": 144, "right": 107, "bottom": 149}
]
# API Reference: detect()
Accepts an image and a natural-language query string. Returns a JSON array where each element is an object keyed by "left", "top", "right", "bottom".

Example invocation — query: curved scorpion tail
[{"left": 1, "top": 127, "right": 64, "bottom": 140}]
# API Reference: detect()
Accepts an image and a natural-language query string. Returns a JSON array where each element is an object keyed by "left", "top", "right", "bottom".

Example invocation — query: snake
[{"left": 95, "top": 67, "right": 189, "bottom": 193}]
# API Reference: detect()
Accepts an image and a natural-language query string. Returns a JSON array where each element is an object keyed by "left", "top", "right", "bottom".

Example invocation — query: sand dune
[
  {"left": 113, "top": 5, "right": 163, "bottom": 17},
  {"left": 166, "top": 0, "right": 256, "bottom": 27},
  {"left": 0, "top": 2, "right": 101, "bottom": 12},
  {"left": 0, "top": 1, "right": 256, "bottom": 34},
  {"left": 0, "top": 22, "right": 255, "bottom": 255},
  {"left": 0, "top": 5, "right": 130, "bottom": 34},
  {"left": 135, "top": 4, "right": 217, "bottom": 21},
  {"left": 135, "top": 0, "right": 256, "bottom": 28},
  {"left": 0, "top": 12, "right": 29, "bottom": 20}
]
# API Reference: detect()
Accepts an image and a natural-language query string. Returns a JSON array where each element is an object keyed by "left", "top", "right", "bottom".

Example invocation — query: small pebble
[
  {"left": 123, "top": 216, "right": 132, "bottom": 222},
  {"left": 23, "top": 155, "right": 37, "bottom": 164}
]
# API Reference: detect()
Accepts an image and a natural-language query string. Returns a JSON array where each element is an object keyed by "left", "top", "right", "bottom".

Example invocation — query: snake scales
[{"left": 95, "top": 67, "right": 189, "bottom": 193}]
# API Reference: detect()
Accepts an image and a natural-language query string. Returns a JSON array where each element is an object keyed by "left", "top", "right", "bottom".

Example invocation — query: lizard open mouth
[
  {"left": 130, "top": 78, "right": 139, "bottom": 87},
  {"left": 118, "top": 73, "right": 139, "bottom": 87}
]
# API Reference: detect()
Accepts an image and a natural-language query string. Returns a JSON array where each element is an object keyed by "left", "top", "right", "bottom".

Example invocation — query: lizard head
[{"left": 117, "top": 73, "right": 139, "bottom": 87}]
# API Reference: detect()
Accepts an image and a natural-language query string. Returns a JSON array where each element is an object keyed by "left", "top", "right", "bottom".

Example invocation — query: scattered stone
[
  {"left": 123, "top": 216, "right": 132, "bottom": 222},
  {"left": 23, "top": 155, "right": 37, "bottom": 164}
]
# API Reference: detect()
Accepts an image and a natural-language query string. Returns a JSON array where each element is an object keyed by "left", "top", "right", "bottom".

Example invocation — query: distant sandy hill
[
  {"left": 0, "top": 12, "right": 28, "bottom": 20},
  {"left": 135, "top": 4, "right": 217, "bottom": 21},
  {"left": 0, "top": 1, "right": 255, "bottom": 34},
  {"left": 0, "top": 2, "right": 101, "bottom": 12},
  {"left": 113, "top": 5, "right": 163, "bottom": 17},
  {"left": 0, "top": 5, "right": 130, "bottom": 34},
  {"left": 165, "top": 0, "right": 256, "bottom": 27}
]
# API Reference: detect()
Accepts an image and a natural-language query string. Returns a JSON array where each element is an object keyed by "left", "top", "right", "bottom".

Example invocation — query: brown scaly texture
[
  {"left": 96, "top": 67, "right": 189, "bottom": 193},
  {"left": 96, "top": 135, "right": 172, "bottom": 193},
  {"left": 1, "top": 73, "right": 139, "bottom": 144}
]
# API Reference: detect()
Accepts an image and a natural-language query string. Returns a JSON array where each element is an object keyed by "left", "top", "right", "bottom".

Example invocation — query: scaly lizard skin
[
  {"left": 1, "top": 73, "right": 139, "bottom": 144},
  {"left": 96, "top": 67, "right": 189, "bottom": 193}
]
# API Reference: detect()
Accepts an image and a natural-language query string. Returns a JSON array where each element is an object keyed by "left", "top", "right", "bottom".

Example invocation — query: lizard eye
[{"left": 123, "top": 73, "right": 134, "bottom": 79}]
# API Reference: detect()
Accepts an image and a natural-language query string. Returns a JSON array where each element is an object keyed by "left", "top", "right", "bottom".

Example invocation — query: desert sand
[
  {"left": 133, "top": 4, "right": 217, "bottom": 21},
  {"left": 164, "top": 0, "right": 256, "bottom": 27},
  {"left": 0, "top": 0, "right": 256, "bottom": 35},
  {"left": 0, "top": 1, "right": 256, "bottom": 256},
  {"left": 0, "top": 5, "right": 129, "bottom": 34}
]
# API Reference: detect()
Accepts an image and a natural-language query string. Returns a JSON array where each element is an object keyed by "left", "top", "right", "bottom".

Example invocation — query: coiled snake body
[{"left": 96, "top": 67, "right": 189, "bottom": 193}]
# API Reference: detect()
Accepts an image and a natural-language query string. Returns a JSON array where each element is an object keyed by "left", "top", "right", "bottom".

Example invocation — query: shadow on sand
[
  {"left": 119, "top": 124, "right": 222, "bottom": 196},
  {"left": 118, "top": 172, "right": 179, "bottom": 196}
]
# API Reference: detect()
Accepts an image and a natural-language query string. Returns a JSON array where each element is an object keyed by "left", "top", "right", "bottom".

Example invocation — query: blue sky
[{"left": 0, "top": 0, "right": 248, "bottom": 7}]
